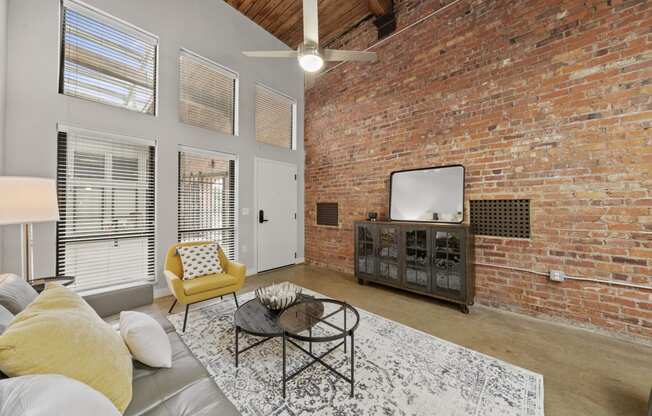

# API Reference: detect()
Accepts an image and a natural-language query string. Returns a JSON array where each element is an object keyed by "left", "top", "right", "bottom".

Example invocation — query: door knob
[{"left": 259, "top": 210, "right": 269, "bottom": 223}]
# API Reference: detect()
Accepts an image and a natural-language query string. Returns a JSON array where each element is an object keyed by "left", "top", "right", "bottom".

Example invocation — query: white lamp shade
[{"left": 0, "top": 177, "right": 60, "bottom": 225}]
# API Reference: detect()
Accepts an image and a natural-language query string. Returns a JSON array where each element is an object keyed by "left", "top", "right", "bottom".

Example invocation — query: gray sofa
[
  {"left": 0, "top": 274, "right": 240, "bottom": 415},
  {"left": 117, "top": 304, "right": 240, "bottom": 416}
]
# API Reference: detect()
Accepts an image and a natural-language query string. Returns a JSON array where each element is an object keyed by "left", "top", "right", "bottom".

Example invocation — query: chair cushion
[
  {"left": 182, "top": 273, "right": 239, "bottom": 296},
  {"left": 0, "top": 283, "right": 133, "bottom": 412},
  {"left": 0, "top": 273, "right": 38, "bottom": 314}
]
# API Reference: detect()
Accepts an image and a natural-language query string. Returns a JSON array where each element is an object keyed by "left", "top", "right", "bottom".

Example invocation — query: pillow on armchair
[{"left": 177, "top": 243, "right": 224, "bottom": 279}]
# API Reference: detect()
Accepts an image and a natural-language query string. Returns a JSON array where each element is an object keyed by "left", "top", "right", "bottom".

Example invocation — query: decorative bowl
[{"left": 255, "top": 282, "right": 302, "bottom": 311}]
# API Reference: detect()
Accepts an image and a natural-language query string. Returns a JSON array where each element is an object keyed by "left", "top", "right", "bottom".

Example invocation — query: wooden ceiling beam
[{"left": 367, "top": 0, "right": 393, "bottom": 16}]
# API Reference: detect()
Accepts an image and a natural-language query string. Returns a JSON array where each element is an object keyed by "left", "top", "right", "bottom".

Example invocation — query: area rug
[{"left": 168, "top": 287, "right": 544, "bottom": 416}]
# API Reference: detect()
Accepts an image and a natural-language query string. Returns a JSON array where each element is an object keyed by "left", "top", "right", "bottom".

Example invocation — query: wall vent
[
  {"left": 470, "top": 199, "right": 530, "bottom": 239},
  {"left": 316, "top": 202, "right": 339, "bottom": 226}
]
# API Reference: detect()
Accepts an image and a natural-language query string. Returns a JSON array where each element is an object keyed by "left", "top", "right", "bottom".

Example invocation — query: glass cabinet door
[
  {"left": 403, "top": 228, "right": 430, "bottom": 291},
  {"left": 356, "top": 224, "right": 377, "bottom": 279},
  {"left": 432, "top": 231, "right": 465, "bottom": 299},
  {"left": 377, "top": 226, "right": 400, "bottom": 283}
]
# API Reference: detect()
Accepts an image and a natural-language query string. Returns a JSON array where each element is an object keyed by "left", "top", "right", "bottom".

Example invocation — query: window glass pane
[
  {"left": 178, "top": 150, "right": 237, "bottom": 260},
  {"left": 179, "top": 50, "right": 237, "bottom": 134},
  {"left": 56, "top": 129, "right": 156, "bottom": 292},
  {"left": 255, "top": 84, "right": 295, "bottom": 149},
  {"left": 60, "top": 0, "right": 158, "bottom": 114}
]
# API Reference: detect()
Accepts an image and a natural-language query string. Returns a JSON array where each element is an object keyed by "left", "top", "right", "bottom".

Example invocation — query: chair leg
[
  {"left": 233, "top": 292, "right": 239, "bottom": 308},
  {"left": 168, "top": 299, "right": 177, "bottom": 314},
  {"left": 182, "top": 304, "right": 190, "bottom": 332}
]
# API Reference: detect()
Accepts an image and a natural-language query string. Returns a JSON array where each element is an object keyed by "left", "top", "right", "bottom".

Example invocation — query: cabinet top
[{"left": 354, "top": 220, "right": 469, "bottom": 228}]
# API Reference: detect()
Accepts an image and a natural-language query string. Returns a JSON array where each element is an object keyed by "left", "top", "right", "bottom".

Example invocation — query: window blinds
[
  {"left": 60, "top": 0, "right": 158, "bottom": 115},
  {"left": 255, "top": 84, "right": 295, "bottom": 149},
  {"left": 179, "top": 49, "right": 238, "bottom": 135},
  {"left": 178, "top": 149, "right": 237, "bottom": 260},
  {"left": 56, "top": 127, "right": 156, "bottom": 292}
]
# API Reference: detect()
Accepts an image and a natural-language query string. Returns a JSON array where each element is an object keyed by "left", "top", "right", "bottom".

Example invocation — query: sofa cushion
[
  {"left": 0, "top": 305, "right": 13, "bottom": 335},
  {"left": 120, "top": 311, "right": 172, "bottom": 368},
  {"left": 0, "top": 283, "right": 133, "bottom": 412},
  {"left": 124, "top": 306, "right": 240, "bottom": 416},
  {"left": 0, "top": 273, "right": 38, "bottom": 314},
  {"left": 183, "top": 273, "right": 239, "bottom": 296}
]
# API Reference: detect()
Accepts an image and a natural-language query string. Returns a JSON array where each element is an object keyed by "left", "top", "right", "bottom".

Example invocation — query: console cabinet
[{"left": 354, "top": 221, "right": 474, "bottom": 313}]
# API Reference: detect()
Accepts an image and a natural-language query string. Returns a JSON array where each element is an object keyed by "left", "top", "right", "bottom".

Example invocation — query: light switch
[{"left": 242, "top": 208, "right": 249, "bottom": 216}]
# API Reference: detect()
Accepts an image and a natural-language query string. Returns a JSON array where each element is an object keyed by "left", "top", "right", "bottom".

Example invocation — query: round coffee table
[
  {"left": 233, "top": 294, "right": 321, "bottom": 368},
  {"left": 279, "top": 298, "right": 360, "bottom": 398}
]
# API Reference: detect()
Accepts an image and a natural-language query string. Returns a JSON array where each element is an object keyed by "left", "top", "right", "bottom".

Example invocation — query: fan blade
[
  {"left": 323, "top": 49, "right": 377, "bottom": 62},
  {"left": 303, "top": 0, "right": 319, "bottom": 46},
  {"left": 243, "top": 50, "right": 299, "bottom": 58}
]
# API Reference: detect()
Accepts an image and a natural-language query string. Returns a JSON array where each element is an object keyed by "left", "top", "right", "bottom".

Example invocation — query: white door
[{"left": 256, "top": 158, "right": 298, "bottom": 272}]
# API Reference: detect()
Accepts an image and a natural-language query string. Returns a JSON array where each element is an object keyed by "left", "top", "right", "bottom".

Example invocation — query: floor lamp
[{"left": 0, "top": 177, "right": 60, "bottom": 280}]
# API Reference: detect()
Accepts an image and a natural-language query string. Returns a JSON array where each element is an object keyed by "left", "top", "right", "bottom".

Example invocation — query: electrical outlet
[
  {"left": 549, "top": 270, "right": 566, "bottom": 282},
  {"left": 241, "top": 245, "right": 248, "bottom": 254}
]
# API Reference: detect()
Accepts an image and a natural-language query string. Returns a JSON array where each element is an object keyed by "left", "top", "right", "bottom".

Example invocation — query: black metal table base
[{"left": 282, "top": 333, "right": 355, "bottom": 398}]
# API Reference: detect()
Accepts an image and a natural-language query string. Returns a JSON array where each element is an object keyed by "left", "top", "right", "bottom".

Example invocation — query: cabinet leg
[{"left": 460, "top": 304, "right": 470, "bottom": 314}]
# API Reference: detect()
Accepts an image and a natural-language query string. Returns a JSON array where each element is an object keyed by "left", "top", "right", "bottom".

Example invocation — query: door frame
[{"left": 254, "top": 157, "right": 298, "bottom": 273}]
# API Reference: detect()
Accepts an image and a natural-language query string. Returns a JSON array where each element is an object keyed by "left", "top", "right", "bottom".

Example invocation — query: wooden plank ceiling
[{"left": 224, "top": 0, "right": 375, "bottom": 49}]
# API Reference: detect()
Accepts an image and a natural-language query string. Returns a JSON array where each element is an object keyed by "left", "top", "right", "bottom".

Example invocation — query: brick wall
[{"left": 304, "top": 0, "right": 652, "bottom": 342}]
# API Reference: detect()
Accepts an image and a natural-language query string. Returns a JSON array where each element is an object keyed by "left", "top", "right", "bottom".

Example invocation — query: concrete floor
[{"left": 160, "top": 264, "right": 652, "bottom": 416}]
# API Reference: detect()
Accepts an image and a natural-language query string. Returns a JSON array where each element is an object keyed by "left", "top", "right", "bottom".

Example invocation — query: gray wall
[
  {"left": 0, "top": 0, "right": 7, "bottom": 272},
  {"left": 2, "top": 0, "right": 305, "bottom": 295}
]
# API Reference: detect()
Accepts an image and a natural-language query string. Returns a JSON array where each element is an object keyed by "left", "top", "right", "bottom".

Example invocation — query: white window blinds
[
  {"left": 255, "top": 84, "right": 296, "bottom": 149},
  {"left": 60, "top": 0, "right": 158, "bottom": 115},
  {"left": 178, "top": 148, "right": 237, "bottom": 260},
  {"left": 56, "top": 127, "right": 156, "bottom": 292},
  {"left": 179, "top": 49, "right": 238, "bottom": 135}
]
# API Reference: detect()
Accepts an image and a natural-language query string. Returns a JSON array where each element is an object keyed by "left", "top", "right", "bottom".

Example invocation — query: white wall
[
  {"left": 2, "top": 0, "right": 305, "bottom": 294},
  {"left": 0, "top": 0, "right": 7, "bottom": 272}
]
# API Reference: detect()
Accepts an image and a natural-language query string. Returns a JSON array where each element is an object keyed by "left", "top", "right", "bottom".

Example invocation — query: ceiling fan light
[{"left": 299, "top": 53, "right": 324, "bottom": 72}]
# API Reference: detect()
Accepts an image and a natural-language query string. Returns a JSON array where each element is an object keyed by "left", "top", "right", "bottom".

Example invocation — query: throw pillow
[
  {"left": 177, "top": 243, "right": 223, "bottom": 279},
  {"left": 0, "top": 274, "right": 38, "bottom": 314},
  {"left": 0, "top": 374, "right": 121, "bottom": 416},
  {"left": 120, "top": 311, "right": 172, "bottom": 368},
  {"left": 0, "top": 283, "right": 133, "bottom": 412},
  {"left": 0, "top": 306, "right": 13, "bottom": 335}
]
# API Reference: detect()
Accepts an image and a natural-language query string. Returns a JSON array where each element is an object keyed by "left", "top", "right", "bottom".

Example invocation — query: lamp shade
[{"left": 0, "top": 177, "right": 60, "bottom": 225}]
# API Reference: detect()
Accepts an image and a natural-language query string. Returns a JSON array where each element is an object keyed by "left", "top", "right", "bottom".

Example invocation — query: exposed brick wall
[{"left": 305, "top": 0, "right": 652, "bottom": 341}]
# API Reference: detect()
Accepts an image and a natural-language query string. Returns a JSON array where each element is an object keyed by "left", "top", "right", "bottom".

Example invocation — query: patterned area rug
[{"left": 168, "top": 287, "right": 544, "bottom": 416}]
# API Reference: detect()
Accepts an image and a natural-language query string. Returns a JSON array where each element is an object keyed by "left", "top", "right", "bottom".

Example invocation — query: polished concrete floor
[{"left": 160, "top": 264, "right": 651, "bottom": 416}]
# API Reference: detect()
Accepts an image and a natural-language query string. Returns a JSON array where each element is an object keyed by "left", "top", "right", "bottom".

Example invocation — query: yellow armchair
[{"left": 164, "top": 241, "right": 246, "bottom": 331}]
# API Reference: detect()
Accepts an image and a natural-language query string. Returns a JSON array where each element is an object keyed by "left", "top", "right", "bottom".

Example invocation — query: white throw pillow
[
  {"left": 177, "top": 243, "right": 223, "bottom": 279},
  {"left": 120, "top": 311, "right": 172, "bottom": 368},
  {"left": 0, "top": 374, "right": 121, "bottom": 416}
]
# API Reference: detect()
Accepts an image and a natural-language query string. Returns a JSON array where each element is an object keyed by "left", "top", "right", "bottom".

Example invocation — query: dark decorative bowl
[{"left": 255, "top": 282, "right": 302, "bottom": 311}]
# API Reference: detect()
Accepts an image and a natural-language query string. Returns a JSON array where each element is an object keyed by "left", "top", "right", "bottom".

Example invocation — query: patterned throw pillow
[{"left": 177, "top": 244, "right": 223, "bottom": 280}]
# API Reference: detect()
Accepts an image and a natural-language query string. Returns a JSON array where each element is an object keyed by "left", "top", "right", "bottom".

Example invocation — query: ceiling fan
[{"left": 242, "top": 0, "right": 377, "bottom": 73}]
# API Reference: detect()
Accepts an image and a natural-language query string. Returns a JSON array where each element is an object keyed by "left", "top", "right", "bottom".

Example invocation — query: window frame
[
  {"left": 254, "top": 83, "right": 297, "bottom": 150},
  {"left": 58, "top": 0, "right": 160, "bottom": 116},
  {"left": 178, "top": 48, "right": 240, "bottom": 136},
  {"left": 56, "top": 124, "right": 158, "bottom": 294}
]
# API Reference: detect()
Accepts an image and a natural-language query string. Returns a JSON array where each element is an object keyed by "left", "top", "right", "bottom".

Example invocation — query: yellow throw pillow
[{"left": 0, "top": 283, "right": 133, "bottom": 413}]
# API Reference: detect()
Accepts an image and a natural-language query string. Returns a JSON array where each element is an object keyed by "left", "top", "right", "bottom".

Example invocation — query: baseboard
[
  {"left": 153, "top": 286, "right": 171, "bottom": 299},
  {"left": 295, "top": 257, "right": 305, "bottom": 264},
  {"left": 246, "top": 268, "right": 257, "bottom": 277}
]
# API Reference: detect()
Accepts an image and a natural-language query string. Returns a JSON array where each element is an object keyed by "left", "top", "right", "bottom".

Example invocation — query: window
[
  {"left": 56, "top": 126, "right": 156, "bottom": 292},
  {"left": 59, "top": 0, "right": 158, "bottom": 114},
  {"left": 178, "top": 148, "right": 237, "bottom": 260},
  {"left": 179, "top": 49, "right": 238, "bottom": 135},
  {"left": 255, "top": 84, "right": 296, "bottom": 149}
]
